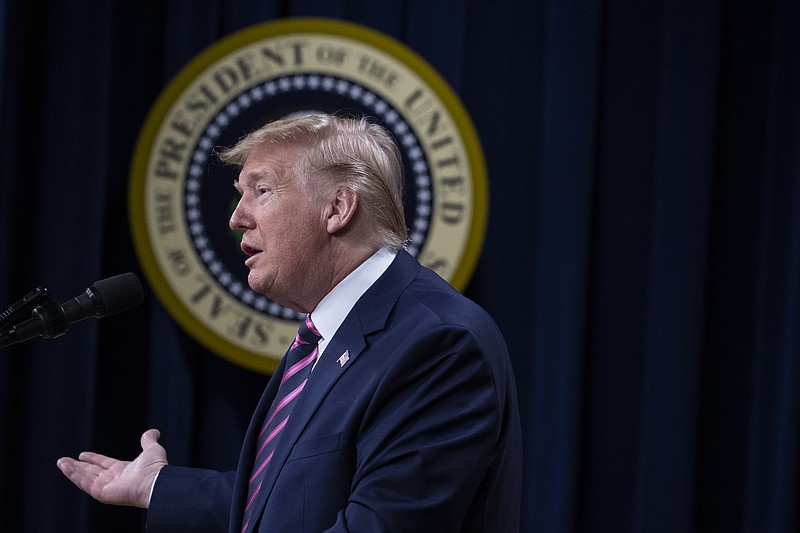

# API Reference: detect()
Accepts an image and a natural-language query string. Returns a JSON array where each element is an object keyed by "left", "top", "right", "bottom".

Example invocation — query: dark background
[{"left": 1, "top": 1, "right": 798, "bottom": 532}]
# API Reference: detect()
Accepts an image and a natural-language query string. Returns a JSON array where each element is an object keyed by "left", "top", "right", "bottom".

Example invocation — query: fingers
[
  {"left": 76, "top": 451, "right": 117, "bottom": 469},
  {"left": 56, "top": 457, "right": 78, "bottom": 475},
  {"left": 56, "top": 456, "right": 106, "bottom": 496},
  {"left": 57, "top": 456, "right": 100, "bottom": 478}
]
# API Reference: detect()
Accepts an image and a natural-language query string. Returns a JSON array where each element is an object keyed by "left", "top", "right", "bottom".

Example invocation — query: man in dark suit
[{"left": 57, "top": 113, "right": 522, "bottom": 532}]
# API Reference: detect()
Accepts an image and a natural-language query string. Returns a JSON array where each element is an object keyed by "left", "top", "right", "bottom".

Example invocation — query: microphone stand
[
  {"left": 0, "top": 288, "right": 69, "bottom": 349},
  {"left": 0, "top": 287, "right": 49, "bottom": 329}
]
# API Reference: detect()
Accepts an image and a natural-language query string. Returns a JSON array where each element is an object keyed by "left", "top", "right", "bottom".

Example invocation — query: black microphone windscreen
[{"left": 91, "top": 273, "right": 144, "bottom": 317}]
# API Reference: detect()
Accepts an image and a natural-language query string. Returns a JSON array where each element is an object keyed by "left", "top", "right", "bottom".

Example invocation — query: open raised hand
[{"left": 57, "top": 428, "right": 168, "bottom": 509}]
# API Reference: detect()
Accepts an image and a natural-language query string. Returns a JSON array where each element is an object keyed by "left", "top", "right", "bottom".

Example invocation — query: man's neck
[{"left": 298, "top": 242, "right": 382, "bottom": 313}]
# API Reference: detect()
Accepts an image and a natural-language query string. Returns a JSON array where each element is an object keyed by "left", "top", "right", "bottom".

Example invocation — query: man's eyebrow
[{"left": 238, "top": 168, "right": 273, "bottom": 184}]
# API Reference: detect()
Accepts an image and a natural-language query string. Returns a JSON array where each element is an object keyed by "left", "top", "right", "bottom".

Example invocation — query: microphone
[{"left": 0, "top": 273, "right": 144, "bottom": 349}]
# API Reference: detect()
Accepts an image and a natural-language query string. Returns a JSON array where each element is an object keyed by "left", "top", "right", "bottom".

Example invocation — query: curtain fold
[
  {"left": 742, "top": 2, "right": 800, "bottom": 530},
  {"left": 528, "top": 1, "right": 602, "bottom": 531},
  {"left": 632, "top": 3, "right": 719, "bottom": 532}
]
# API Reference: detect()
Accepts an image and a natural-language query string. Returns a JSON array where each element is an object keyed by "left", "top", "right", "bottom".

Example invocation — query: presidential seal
[{"left": 129, "top": 18, "right": 488, "bottom": 373}]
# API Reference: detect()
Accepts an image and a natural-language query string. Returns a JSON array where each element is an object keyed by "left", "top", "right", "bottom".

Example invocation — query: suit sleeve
[
  {"left": 146, "top": 466, "right": 235, "bottom": 533},
  {"left": 323, "top": 323, "right": 508, "bottom": 532}
]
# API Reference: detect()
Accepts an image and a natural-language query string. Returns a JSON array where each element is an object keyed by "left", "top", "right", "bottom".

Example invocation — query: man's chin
[{"left": 246, "top": 272, "right": 267, "bottom": 297}]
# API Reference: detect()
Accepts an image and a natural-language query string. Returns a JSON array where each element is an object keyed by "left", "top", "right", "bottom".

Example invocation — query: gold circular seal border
[{"left": 129, "top": 18, "right": 488, "bottom": 374}]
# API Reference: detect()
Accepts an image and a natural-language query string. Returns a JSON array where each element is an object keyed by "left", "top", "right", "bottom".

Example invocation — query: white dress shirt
[{"left": 309, "top": 247, "right": 396, "bottom": 361}]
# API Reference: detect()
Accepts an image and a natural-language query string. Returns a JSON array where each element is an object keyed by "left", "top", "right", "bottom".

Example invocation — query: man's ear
[{"left": 326, "top": 186, "right": 359, "bottom": 234}]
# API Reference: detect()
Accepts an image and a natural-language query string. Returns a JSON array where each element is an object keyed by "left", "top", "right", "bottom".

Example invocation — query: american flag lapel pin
[{"left": 337, "top": 350, "right": 350, "bottom": 367}]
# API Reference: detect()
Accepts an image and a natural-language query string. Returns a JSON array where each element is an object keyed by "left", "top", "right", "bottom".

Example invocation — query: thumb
[{"left": 140, "top": 429, "right": 162, "bottom": 450}]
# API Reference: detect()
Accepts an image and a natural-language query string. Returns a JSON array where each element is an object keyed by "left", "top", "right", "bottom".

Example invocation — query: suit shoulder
[{"left": 405, "top": 266, "right": 496, "bottom": 326}]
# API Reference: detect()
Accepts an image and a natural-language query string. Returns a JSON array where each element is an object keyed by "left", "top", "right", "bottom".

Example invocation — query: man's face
[{"left": 229, "top": 145, "right": 326, "bottom": 311}]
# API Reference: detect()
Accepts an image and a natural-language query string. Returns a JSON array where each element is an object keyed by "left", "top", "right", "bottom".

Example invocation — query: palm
[{"left": 57, "top": 429, "right": 168, "bottom": 509}]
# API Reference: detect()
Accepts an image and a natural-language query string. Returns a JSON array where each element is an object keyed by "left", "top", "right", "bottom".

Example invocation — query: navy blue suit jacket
[{"left": 147, "top": 250, "right": 522, "bottom": 532}]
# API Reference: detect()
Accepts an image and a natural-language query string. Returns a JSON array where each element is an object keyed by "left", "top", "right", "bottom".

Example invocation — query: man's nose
[{"left": 229, "top": 201, "right": 249, "bottom": 230}]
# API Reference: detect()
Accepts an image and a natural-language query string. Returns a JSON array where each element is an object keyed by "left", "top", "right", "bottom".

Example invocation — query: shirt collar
[{"left": 310, "top": 247, "right": 396, "bottom": 356}]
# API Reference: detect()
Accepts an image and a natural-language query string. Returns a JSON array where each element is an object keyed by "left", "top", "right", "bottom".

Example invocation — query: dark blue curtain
[{"left": 1, "top": 1, "right": 798, "bottom": 532}]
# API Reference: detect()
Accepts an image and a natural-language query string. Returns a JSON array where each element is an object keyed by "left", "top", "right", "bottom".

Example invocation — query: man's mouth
[{"left": 241, "top": 243, "right": 262, "bottom": 258}]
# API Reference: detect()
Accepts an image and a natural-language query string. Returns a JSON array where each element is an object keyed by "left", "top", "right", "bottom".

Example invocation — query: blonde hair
[{"left": 219, "top": 113, "right": 408, "bottom": 251}]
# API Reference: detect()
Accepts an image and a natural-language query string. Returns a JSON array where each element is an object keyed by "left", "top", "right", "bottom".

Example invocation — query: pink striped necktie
[{"left": 241, "top": 315, "right": 322, "bottom": 533}]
